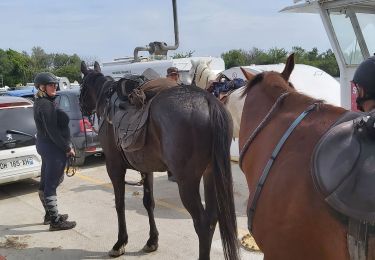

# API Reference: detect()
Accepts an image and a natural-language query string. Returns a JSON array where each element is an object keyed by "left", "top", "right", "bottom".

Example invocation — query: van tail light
[{"left": 79, "top": 118, "right": 93, "bottom": 132}]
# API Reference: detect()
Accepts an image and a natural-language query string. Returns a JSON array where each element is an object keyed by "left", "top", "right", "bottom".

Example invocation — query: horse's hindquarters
[{"left": 125, "top": 86, "right": 216, "bottom": 174}]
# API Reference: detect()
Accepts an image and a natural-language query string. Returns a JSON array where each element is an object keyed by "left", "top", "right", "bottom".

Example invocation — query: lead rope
[{"left": 65, "top": 155, "right": 77, "bottom": 177}]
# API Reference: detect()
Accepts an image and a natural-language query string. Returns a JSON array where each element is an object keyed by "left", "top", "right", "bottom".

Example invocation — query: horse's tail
[{"left": 208, "top": 97, "right": 240, "bottom": 260}]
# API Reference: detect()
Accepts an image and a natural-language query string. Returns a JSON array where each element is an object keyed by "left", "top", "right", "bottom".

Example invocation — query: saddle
[
  {"left": 312, "top": 111, "right": 375, "bottom": 222},
  {"left": 112, "top": 77, "right": 178, "bottom": 152},
  {"left": 207, "top": 77, "right": 246, "bottom": 104}
]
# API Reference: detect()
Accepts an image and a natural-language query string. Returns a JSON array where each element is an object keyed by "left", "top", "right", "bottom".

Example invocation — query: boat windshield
[{"left": 329, "top": 8, "right": 375, "bottom": 65}]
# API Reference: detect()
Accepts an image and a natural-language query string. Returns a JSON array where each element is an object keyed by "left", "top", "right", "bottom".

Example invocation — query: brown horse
[
  {"left": 79, "top": 61, "right": 239, "bottom": 260},
  {"left": 239, "top": 54, "right": 357, "bottom": 259}
]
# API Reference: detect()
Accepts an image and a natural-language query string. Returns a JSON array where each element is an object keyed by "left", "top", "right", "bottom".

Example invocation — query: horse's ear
[
  {"left": 94, "top": 61, "right": 101, "bottom": 73},
  {"left": 191, "top": 60, "right": 197, "bottom": 67},
  {"left": 281, "top": 53, "right": 295, "bottom": 81},
  {"left": 81, "top": 61, "right": 88, "bottom": 76},
  {"left": 240, "top": 67, "right": 255, "bottom": 81},
  {"left": 207, "top": 60, "right": 212, "bottom": 67}
]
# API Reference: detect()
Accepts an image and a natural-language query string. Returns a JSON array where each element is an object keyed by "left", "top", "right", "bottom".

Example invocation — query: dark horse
[
  {"left": 239, "top": 54, "right": 375, "bottom": 259},
  {"left": 79, "top": 61, "right": 239, "bottom": 260}
]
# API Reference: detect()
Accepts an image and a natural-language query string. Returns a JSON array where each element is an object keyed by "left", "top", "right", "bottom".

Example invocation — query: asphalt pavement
[{"left": 0, "top": 155, "right": 264, "bottom": 260}]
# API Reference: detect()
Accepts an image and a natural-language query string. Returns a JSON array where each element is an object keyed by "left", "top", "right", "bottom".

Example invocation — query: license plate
[{"left": 0, "top": 157, "right": 34, "bottom": 171}]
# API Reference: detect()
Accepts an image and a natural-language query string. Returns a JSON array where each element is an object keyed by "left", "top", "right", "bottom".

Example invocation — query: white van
[{"left": 0, "top": 96, "right": 41, "bottom": 184}]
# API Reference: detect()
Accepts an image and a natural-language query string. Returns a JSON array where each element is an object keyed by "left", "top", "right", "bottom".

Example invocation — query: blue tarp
[{"left": 6, "top": 86, "right": 37, "bottom": 97}]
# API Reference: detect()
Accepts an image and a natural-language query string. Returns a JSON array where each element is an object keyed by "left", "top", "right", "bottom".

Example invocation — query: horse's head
[
  {"left": 242, "top": 53, "right": 296, "bottom": 98},
  {"left": 189, "top": 59, "right": 218, "bottom": 89},
  {"left": 188, "top": 60, "right": 200, "bottom": 85},
  {"left": 79, "top": 61, "right": 103, "bottom": 116}
]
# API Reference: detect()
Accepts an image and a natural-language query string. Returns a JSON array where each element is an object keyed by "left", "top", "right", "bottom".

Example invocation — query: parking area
[{"left": 0, "top": 156, "right": 263, "bottom": 260}]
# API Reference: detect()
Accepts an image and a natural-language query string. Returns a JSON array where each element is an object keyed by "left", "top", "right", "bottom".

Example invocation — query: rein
[
  {"left": 239, "top": 92, "right": 290, "bottom": 169},
  {"left": 65, "top": 156, "right": 77, "bottom": 177},
  {"left": 241, "top": 93, "right": 322, "bottom": 233}
]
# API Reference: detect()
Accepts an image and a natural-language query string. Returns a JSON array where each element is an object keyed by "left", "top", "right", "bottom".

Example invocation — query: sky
[{"left": 0, "top": 0, "right": 332, "bottom": 62}]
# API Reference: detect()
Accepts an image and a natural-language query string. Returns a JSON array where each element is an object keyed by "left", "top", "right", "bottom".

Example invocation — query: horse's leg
[
  {"left": 141, "top": 172, "right": 159, "bottom": 253},
  {"left": 177, "top": 176, "right": 211, "bottom": 260},
  {"left": 108, "top": 168, "right": 128, "bottom": 257}
]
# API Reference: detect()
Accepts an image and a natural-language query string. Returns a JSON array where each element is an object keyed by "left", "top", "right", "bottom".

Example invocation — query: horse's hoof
[
  {"left": 108, "top": 245, "right": 125, "bottom": 257},
  {"left": 142, "top": 243, "right": 158, "bottom": 253}
]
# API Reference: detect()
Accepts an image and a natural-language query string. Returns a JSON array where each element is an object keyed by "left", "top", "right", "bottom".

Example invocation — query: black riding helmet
[
  {"left": 353, "top": 56, "right": 375, "bottom": 110},
  {"left": 34, "top": 72, "right": 59, "bottom": 88},
  {"left": 353, "top": 56, "right": 375, "bottom": 94}
]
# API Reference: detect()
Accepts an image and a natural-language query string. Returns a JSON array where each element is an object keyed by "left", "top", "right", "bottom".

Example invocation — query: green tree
[
  {"left": 170, "top": 50, "right": 195, "bottom": 59},
  {"left": 267, "top": 48, "right": 288, "bottom": 64},
  {"left": 52, "top": 53, "right": 81, "bottom": 82},
  {"left": 0, "top": 49, "right": 33, "bottom": 86},
  {"left": 317, "top": 49, "right": 340, "bottom": 77},
  {"left": 53, "top": 64, "right": 82, "bottom": 83},
  {"left": 31, "top": 46, "right": 53, "bottom": 70},
  {"left": 221, "top": 46, "right": 339, "bottom": 77},
  {"left": 221, "top": 49, "right": 247, "bottom": 69}
]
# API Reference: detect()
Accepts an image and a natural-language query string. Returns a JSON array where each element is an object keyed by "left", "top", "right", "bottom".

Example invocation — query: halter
[{"left": 79, "top": 75, "right": 95, "bottom": 117}]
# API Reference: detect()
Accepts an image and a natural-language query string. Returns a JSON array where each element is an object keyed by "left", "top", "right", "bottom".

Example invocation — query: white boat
[
  {"left": 223, "top": 64, "right": 341, "bottom": 106},
  {"left": 100, "top": 56, "right": 225, "bottom": 84},
  {"left": 281, "top": 0, "right": 375, "bottom": 110}
]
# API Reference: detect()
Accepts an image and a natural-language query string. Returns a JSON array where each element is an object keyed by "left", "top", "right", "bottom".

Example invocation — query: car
[
  {"left": 0, "top": 96, "right": 42, "bottom": 184},
  {"left": 5, "top": 86, "right": 37, "bottom": 101},
  {"left": 55, "top": 89, "right": 102, "bottom": 166}
]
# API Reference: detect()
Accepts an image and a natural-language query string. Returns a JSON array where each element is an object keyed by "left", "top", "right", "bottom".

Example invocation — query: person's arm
[{"left": 39, "top": 100, "right": 71, "bottom": 153}]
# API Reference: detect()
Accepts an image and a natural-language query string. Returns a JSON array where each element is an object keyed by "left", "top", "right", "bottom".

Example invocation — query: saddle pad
[{"left": 312, "top": 113, "right": 375, "bottom": 222}]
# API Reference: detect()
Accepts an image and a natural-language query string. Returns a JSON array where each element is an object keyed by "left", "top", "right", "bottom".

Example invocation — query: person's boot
[
  {"left": 39, "top": 191, "right": 68, "bottom": 224},
  {"left": 45, "top": 195, "right": 76, "bottom": 231},
  {"left": 49, "top": 218, "right": 77, "bottom": 231},
  {"left": 43, "top": 213, "right": 69, "bottom": 225}
]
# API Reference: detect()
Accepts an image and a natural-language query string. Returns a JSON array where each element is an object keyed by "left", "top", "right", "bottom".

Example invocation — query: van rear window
[{"left": 0, "top": 106, "right": 36, "bottom": 149}]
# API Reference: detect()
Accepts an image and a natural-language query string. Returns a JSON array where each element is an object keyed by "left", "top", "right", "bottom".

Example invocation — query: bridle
[
  {"left": 79, "top": 73, "right": 114, "bottom": 125},
  {"left": 79, "top": 75, "right": 95, "bottom": 118}
]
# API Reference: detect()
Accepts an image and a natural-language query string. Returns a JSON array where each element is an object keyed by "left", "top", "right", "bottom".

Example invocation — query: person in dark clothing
[
  {"left": 352, "top": 55, "right": 375, "bottom": 137},
  {"left": 352, "top": 55, "right": 375, "bottom": 112},
  {"left": 33, "top": 72, "right": 76, "bottom": 231},
  {"left": 166, "top": 66, "right": 180, "bottom": 83}
]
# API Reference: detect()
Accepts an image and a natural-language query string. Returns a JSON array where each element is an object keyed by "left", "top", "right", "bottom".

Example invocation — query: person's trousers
[{"left": 36, "top": 139, "right": 67, "bottom": 221}]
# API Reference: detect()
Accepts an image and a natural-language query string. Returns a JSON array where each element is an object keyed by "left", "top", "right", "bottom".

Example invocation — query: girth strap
[{"left": 247, "top": 102, "right": 319, "bottom": 233}]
